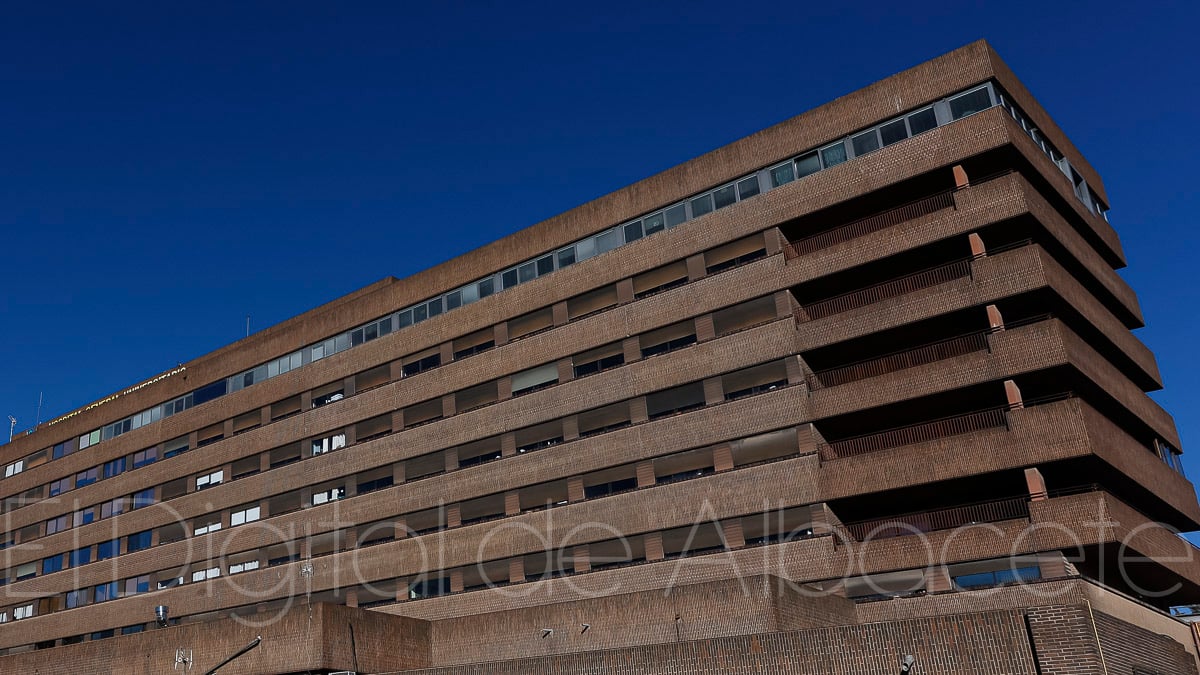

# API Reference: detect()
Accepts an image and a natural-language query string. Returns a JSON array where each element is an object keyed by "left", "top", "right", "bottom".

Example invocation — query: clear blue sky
[{"left": 1, "top": 4, "right": 1197, "bottom": 488}]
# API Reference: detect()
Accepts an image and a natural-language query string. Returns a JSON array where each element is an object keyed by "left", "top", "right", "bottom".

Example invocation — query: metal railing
[
  {"left": 801, "top": 258, "right": 973, "bottom": 321},
  {"left": 808, "top": 330, "right": 992, "bottom": 389},
  {"left": 790, "top": 190, "right": 957, "bottom": 257},
  {"left": 844, "top": 495, "right": 1030, "bottom": 542},
  {"left": 819, "top": 407, "right": 1009, "bottom": 461}
]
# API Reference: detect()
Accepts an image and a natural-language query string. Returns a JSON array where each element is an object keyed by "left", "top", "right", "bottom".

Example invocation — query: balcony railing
[
  {"left": 843, "top": 495, "right": 1030, "bottom": 542},
  {"left": 789, "top": 190, "right": 957, "bottom": 258},
  {"left": 800, "top": 258, "right": 973, "bottom": 321},
  {"left": 808, "top": 330, "right": 992, "bottom": 390},
  {"left": 819, "top": 407, "right": 1009, "bottom": 461}
]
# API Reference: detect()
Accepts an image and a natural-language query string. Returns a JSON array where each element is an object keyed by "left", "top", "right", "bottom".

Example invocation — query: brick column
[
  {"left": 635, "top": 461, "right": 656, "bottom": 488},
  {"left": 394, "top": 517, "right": 408, "bottom": 540},
  {"left": 446, "top": 504, "right": 461, "bottom": 529},
  {"left": 644, "top": 532, "right": 665, "bottom": 562},
  {"left": 785, "top": 356, "right": 806, "bottom": 386},
  {"left": 443, "top": 448, "right": 459, "bottom": 473},
  {"left": 300, "top": 391, "right": 313, "bottom": 411},
  {"left": 622, "top": 336, "right": 641, "bottom": 363},
  {"left": 702, "top": 377, "right": 724, "bottom": 405},
  {"left": 441, "top": 393, "right": 456, "bottom": 418},
  {"left": 493, "top": 322, "right": 509, "bottom": 347},
  {"left": 694, "top": 313, "right": 716, "bottom": 342},
  {"left": 497, "top": 376, "right": 512, "bottom": 400},
  {"left": 616, "top": 278, "right": 634, "bottom": 304},
  {"left": 345, "top": 588, "right": 359, "bottom": 608},
  {"left": 389, "top": 360, "right": 405, "bottom": 382},
  {"left": 567, "top": 477, "right": 585, "bottom": 502},
  {"left": 504, "top": 490, "right": 521, "bottom": 516},
  {"left": 763, "top": 228, "right": 784, "bottom": 256},
  {"left": 968, "top": 232, "right": 986, "bottom": 257},
  {"left": 259, "top": 406, "right": 271, "bottom": 427},
  {"left": 1004, "top": 379, "right": 1024, "bottom": 410},
  {"left": 449, "top": 569, "right": 464, "bottom": 593},
  {"left": 508, "top": 558, "right": 525, "bottom": 584},
  {"left": 986, "top": 304, "right": 1005, "bottom": 331},
  {"left": 556, "top": 358, "right": 574, "bottom": 384},
  {"left": 552, "top": 301, "right": 569, "bottom": 326},
  {"left": 562, "top": 416, "right": 580, "bottom": 441},
  {"left": 501, "top": 433, "right": 517, "bottom": 457},
  {"left": 685, "top": 253, "right": 707, "bottom": 281},
  {"left": 392, "top": 461, "right": 406, "bottom": 485},
  {"left": 713, "top": 444, "right": 734, "bottom": 472},
  {"left": 439, "top": 342, "right": 454, "bottom": 365},
  {"left": 629, "top": 397, "right": 649, "bottom": 424},
  {"left": 721, "top": 519, "right": 746, "bottom": 550},
  {"left": 571, "top": 545, "right": 590, "bottom": 573},
  {"left": 342, "top": 375, "right": 357, "bottom": 398},
  {"left": 1025, "top": 467, "right": 1048, "bottom": 501},
  {"left": 222, "top": 419, "right": 235, "bottom": 439}
]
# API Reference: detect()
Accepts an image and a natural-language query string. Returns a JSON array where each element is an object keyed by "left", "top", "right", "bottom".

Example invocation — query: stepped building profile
[{"left": 1, "top": 40, "right": 1198, "bottom": 674}]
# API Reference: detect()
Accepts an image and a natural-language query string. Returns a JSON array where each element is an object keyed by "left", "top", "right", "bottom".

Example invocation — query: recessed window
[
  {"left": 821, "top": 141, "right": 848, "bottom": 168},
  {"left": 690, "top": 193, "right": 714, "bottom": 218},
  {"left": 948, "top": 87, "right": 993, "bottom": 120},
  {"left": 643, "top": 212, "right": 665, "bottom": 235},
  {"left": 713, "top": 184, "right": 737, "bottom": 209},
  {"left": 879, "top": 118, "right": 909, "bottom": 146},
  {"left": 851, "top": 129, "right": 880, "bottom": 156},
  {"left": 737, "top": 176, "right": 760, "bottom": 199},
  {"left": 769, "top": 162, "right": 795, "bottom": 188},
  {"left": 623, "top": 221, "right": 644, "bottom": 242},
  {"left": 195, "top": 470, "right": 223, "bottom": 490},
  {"left": 230, "top": 505, "right": 261, "bottom": 526},
  {"left": 664, "top": 204, "right": 687, "bottom": 228},
  {"left": 795, "top": 151, "right": 821, "bottom": 178}
]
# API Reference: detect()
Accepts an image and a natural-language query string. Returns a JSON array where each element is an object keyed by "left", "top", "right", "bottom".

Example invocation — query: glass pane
[
  {"left": 557, "top": 247, "right": 576, "bottom": 268},
  {"left": 795, "top": 151, "right": 820, "bottom": 178},
  {"left": 478, "top": 278, "right": 494, "bottom": 298},
  {"left": 623, "top": 221, "right": 643, "bottom": 242},
  {"left": 949, "top": 87, "right": 993, "bottom": 119},
  {"left": 821, "top": 142, "right": 847, "bottom": 168},
  {"left": 427, "top": 299, "right": 443, "bottom": 317},
  {"left": 851, "top": 130, "right": 880, "bottom": 156},
  {"left": 769, "top": 163, "right": 794, "bottom": 187},
  {"left": 445, "top": 291, "right": 461, "bottom": 310},
  {"left": 413, "top": 304, "right": 427, "bottom": 322},
  {"left": 907, "top": 107, "right": 937, "bottom": 135},
  {"left": 713, "top": 185, "right": 736, "bottom": 209},
  {"left": 595, "top": 228, "right": 621, "bottom": 253},
  {"left": 576, "top": 237, "right": 596, "bottom": 260},
  {"left": 643, "top": 212, "right": 665, "bottom": 234},
  {"left": 518, "top": 262, "right": 536, "bottom": 283},
  {"left": 398, "top": 310, "right": 412, "bottom": 328},
  {"left": 879, "top": 119, "right": 909, "bottom": 146},
  {"left": 664, "top": 204, "right": 687, "bottom": 228},
  {"left": 536, "top": 255, "right": 554, "bottom": 276},
  {"left": 690, "top": 193, "right": 713, "bottom": 218},
  {"left": 502, "top": 269, "right": 519, "bottom": 288},
  {"left": 736, "top": 176, "right": 760, "bottom": 199}
]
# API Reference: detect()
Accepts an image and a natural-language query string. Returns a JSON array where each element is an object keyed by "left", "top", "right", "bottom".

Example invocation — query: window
[
  {"left": 907, "top": 107, "right": 937, "bottom": 135},
  {"left": 511, "top": 363, "right": 559, "bottom": 395},
  {"left": 737, "top": 176, "right": 760, "bottom": 199},
  {"left": 52, "top": 441, "right": 72, "bottom": 459},
  {"left": 312, "top": 389, "right": 345, "bottom": 408},
  {"left": 124, "top": 575, "right": 150, "bottom": 595},
  {"left": 49, "top": 476, "right": 73, "bottom": 496},
  {"left": 821, "top": 141, "right": 847, "bottom": 168},
  {"left": 101, "top": 497, "right": 126, "bottom": 519},
  {"left": 769, "top": 162, "right": 794, "bottom": 187},
  {"left": 75, "top": 467, "right": 99, "bottom": 488},
  {"left": 312, "top": 486, "right": 345, "bottom": 505},
  {"left": 69, "top": 547, "right": 91, "bottom": 567},
  {"left": 96, "top": 540, "right": 119, "bottom": 560},
  {"left": 191, "top": 567, "right": 220, "bottom": 582},
  {"left": 94, "top": 581, "right": 120, "bottom": 602},
  {"left": 75, "top": 506, "right": 98, "bottom": 526},
  {"left": 132, "top": 447, "right": 157, "bottom": 469},
  {"left": 229, "top": 559, "right": 260, "bottom": 574},
  {"left": 230, "top": 505, "right": 261, "bottom": 526},
  {"left": 794, "top": 151, "right": 820, "bottom": 179},
  {"left": 126, "top": 530, "right": 152, "bottom": 552},
  {"left": 0, "top": 611, "right": 7, "bottom": 623},
  {"left": 196, "top": 470, "right": 223, "bottom": 489},
  {"left": 46, "top": 514, "right": 70, "bottom": 535},
  {"left": 952, "top": 565, "right": 1039, "bottom": 589},
  {"left": 664, "top": 204, "right": 687, "bottom": 228},
  {"left": 15, "top": 563, "right": 37, "bottom": 581},
  {"left": 4, "top": 460, "right": 23, "bottom": 478},
  {"left": 690, "top": 193, "right": 713, "bottom": 218},
  {"left": 42, "top": 554, "right": 65, "bottom": 575},
  {"left": 643, "top": 212, "right": 665, "bottom": 235},
  {"left": 14, "top": 604, "right": 33, "bottom": 620},
  {"left": 850, "top": 129, "right": 880, "bottom": 156},
  {"left": 103, "top": 457, "right": 126, "bottom": 478},
  {"left": 948, "top": 86, "right": 993, "bottom": 120},
  {"left": 193, "top": 518, "right": 222, "bottom": 536},
  {"left": 121, "top": 624, "right": 145, "bottom": 635},
  {"left": 311, "top": 433, "right": 347, "bottom": 456},
  {"left": 713, "top": 184, "right": 737, "bottom": 209},
  {"left": 66, "top": 589, "right": 89, "bottom": 609},
  {"left": 879, "top": 118, "right": 909, "bottom": 146}
]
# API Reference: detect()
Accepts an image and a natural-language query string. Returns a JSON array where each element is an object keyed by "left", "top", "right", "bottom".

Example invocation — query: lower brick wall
[
  {"left": 1094, "top": 610, "right": 1199, "bottom": 675},
  {"left": 402, "top": 610, "right": 1038, "bottom": 674}
]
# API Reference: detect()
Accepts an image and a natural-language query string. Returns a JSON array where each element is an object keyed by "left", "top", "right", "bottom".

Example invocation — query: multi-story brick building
[{"left": 2, "top": 40, "right": 1198, "bottom": 674}]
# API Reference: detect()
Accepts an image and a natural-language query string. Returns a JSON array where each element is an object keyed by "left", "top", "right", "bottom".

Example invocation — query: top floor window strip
[{"left": 6, "top": 80, "right": 1091, "bottom": 470}]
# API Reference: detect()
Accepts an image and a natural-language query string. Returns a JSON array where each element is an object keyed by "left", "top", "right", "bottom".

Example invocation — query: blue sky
[{"left": 1, "top": 3, "right": 1197, "bottom": 495}]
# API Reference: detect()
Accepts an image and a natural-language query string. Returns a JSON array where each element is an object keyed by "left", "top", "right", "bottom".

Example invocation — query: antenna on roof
[
  {"left": 7, "top": 416, "right": 15, "bottom": 444},
  {"left": 34, "top": 392, "right": 43, "bottom": 426},
  {"left": 246, "top": 315, "right": 251, "bottom": 338}
]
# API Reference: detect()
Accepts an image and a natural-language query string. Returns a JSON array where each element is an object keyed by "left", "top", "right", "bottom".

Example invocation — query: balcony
[
  {"left": 843, "top": 495, "right": 1030, "bottom": 542},
  {"left": 818, "top": 405, "right": 1011, "bottom": 461},
  {"left": 784, "top": 189, "right": 958, "bottom": 260}
]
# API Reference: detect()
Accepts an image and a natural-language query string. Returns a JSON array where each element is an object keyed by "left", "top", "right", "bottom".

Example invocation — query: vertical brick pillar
[
  {"left": 785, "top": 356, "right": 806, "bottom": 386},
  {"left": 562, "top": 416, "right": 580, "bottom": 441},
  {"left": 300, "top": 391, "right": 313, "bottom": 411},
  {"left": 925, "top": 566, "right": 952, "bottom": 593},
  {"left": 259, "top": 452, "right": 271, "bottom": 473},
  {"left": 443, "top": 447, "right": 459, "bottom": 473},
  {"left": 501, "top": 433, "right": 517, "bottom": 457},
  {"left": 396, "top": 578, "right": 410, "bottom": 602},
  {"left": 343, "top": 424, "right": 357, "bottom": 446},
  {"left": 446, "top": 504, "right": 461, "bottom": 529},
  {"left": 493, "top": 322, "right": 509, "bottom": 347},
  {"left": 508, "top": 558, "right": 525, "bottom": 584},
  {"left": 391, "top": 410, "right": 405, "bottom": 433},
  {"left": 694, "top": 313, "right": 716, "bottom": 342},
  {"left": 441, "top": 393, "right": 456, "bottom": 419},
  {"left": 986, "top": 304, "right": 1005, "bottom": 331},
  {"left": 629, "top": 397, "right": 649, "bottom": 424},
  {"left": 763, "top": 228, "right": 784, "bottom": 257},
  {"left": 345, "top": 588, "right": 359, "bottom": 608},
  {"left": 222, "top": 419, "right": 235, "bottom": 439},
  {"left": 969, "top": 232, "right": 986, "bottom": 257},
  {"left": 342, "top": 375, "right": 357, "bottom": 398},
  {"left": 389, "top": 359, "right": 405, "bottom": 382},
  {"left": 952, "top": 164, "right": 970, "bottom": 189},
  {"left": 702, "top": 377, "right": 725, "bottom": 405},
  {"left": 439, "top": 342, "right": 454, "bottom": 365},
  {"left": 260, "top": 405, "right": 271, "bottom": 427},
  {"left": 1004, "top": 379, "right": 1024, "bottom": 410},
  {"left": 449, "top": 569, "right": 464, "bottom": 593},
  {"left": 635, "top": 461, "right": 656, "bottom": 488},
  {"left": 686, "top": 253, "right": 707, "bottom": 281},
  {"left": 713, "top": 444, "right": 734, "bottom": 472},
  {"left": 556, "top": 358, "right": 574, "bottom": 384},
  {"left": 572, "top": 545, "right": 591, "bottom": 574},
  {"left": 1025, "top": 467, "right": 1048, "bottom": 501},
  {"left": 392, "top": 461, "right": 406, "bottom": 485},
  {"left": 497, "top": 376, "right": 513, "bottom": 400},
  {"left": 567, "top": 477, "right": 585, "bottom": 502},
  {"left": 616, "top": 278, "right": 635, "bottom": 304},
  {"left": 552, "top": 301, "right": 569, "bottom": 326},
  {"left": 722, "top": 519, "right": 746, "bottom": 550},
  {"left": 504, "top": 490, "right": 521, "bottom": 516},
  {"left": 393, "top": 517, "right": 408, "bottom": 540},
  {"left": 773, "top": 290, "right": 795, "bottom": 319},
  {"left": 622, "top": 336, "right": 641, "bottom": 364},
  {"left": 644, "top": 532, "right": 665, "bottom": 561}
]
